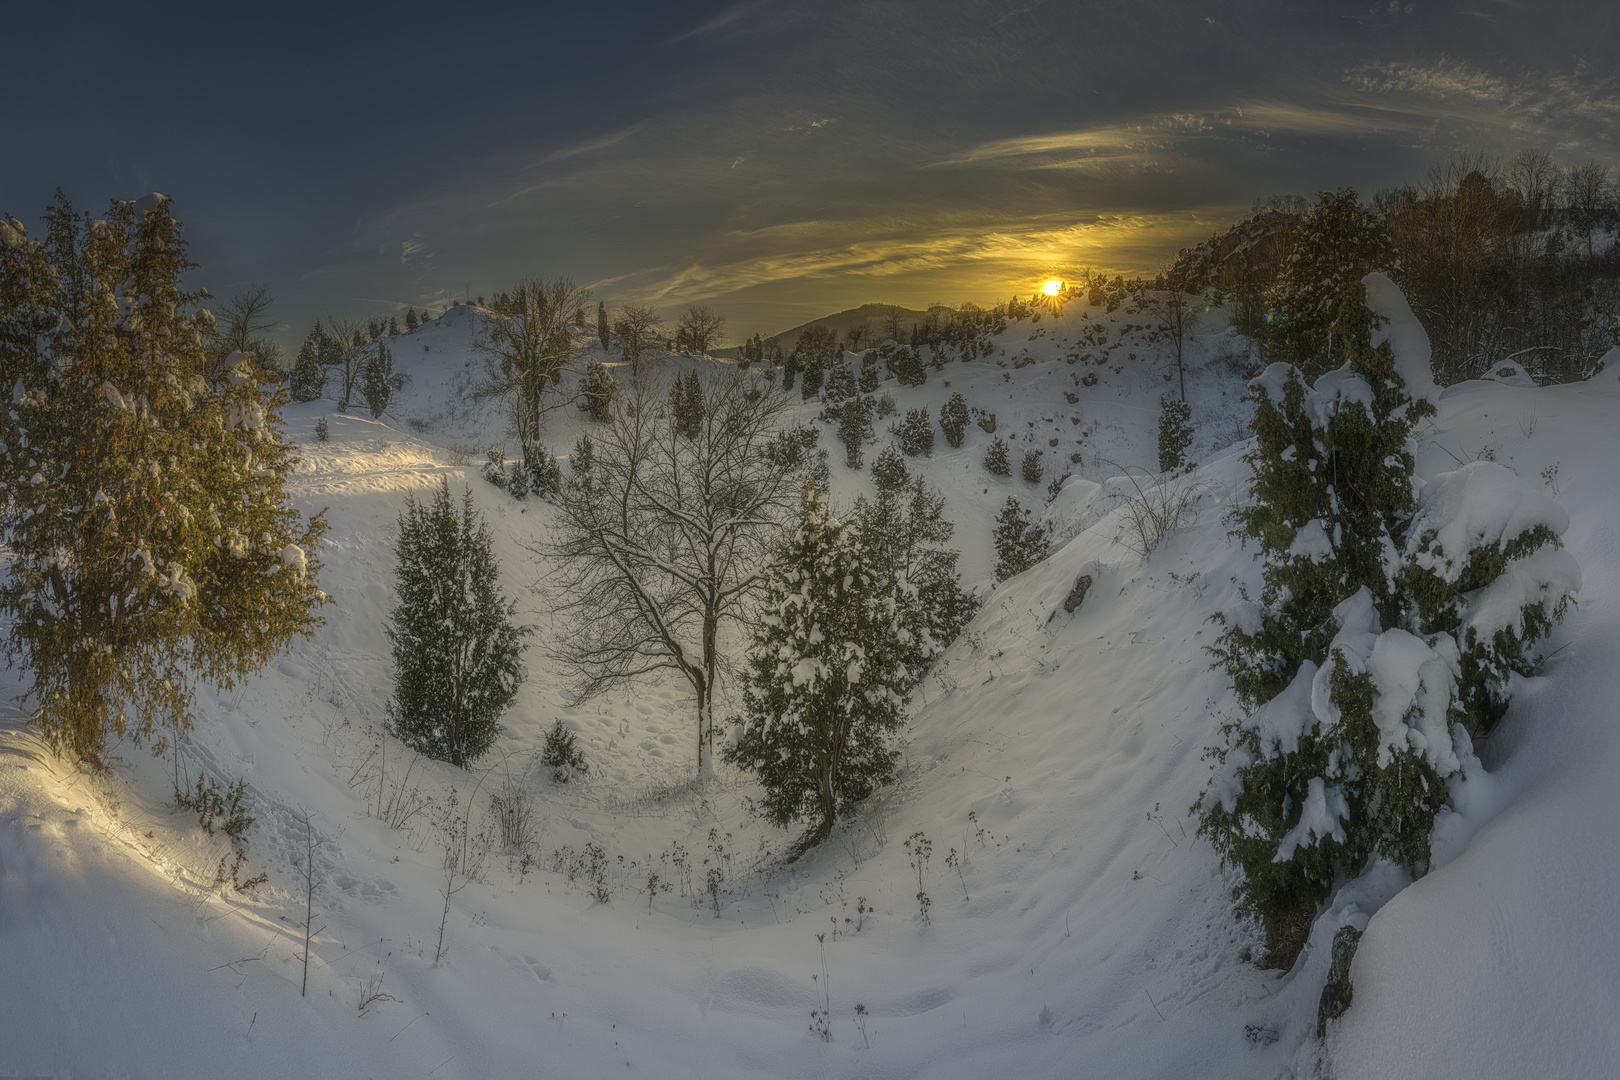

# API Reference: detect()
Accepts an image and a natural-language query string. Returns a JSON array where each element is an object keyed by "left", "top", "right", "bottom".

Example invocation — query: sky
[{"left": 5, "top": 0, "right": 1618, "bottom": 348}]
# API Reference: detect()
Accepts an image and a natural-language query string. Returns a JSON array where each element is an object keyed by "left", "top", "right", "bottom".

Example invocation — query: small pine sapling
[
  {"left": 992, "top": 496, "right": 1051, "bottom": 582},
  {"left": 1020, "top": 448, "right": 1043, "bottom": 484},
  {"left": 1157, "top": 394, "right": 1193, "bottom": 472},
  {"left": 870, "top": 443, "right": 910, "bottom": 493},
  {"left": 984, "top": 437, "right": 1011, "bottom": 476},
  {"left": 315, "top": 416, "right": 330, "bottom": 443},
  {"left": 940, "top": 392, "right": 970, "bottom": 448},
  {"left": 483, "top": 446, "right": 508, "bottom": 489},
  {"left": 541, "top": 719, "right": 588, "bottom": 782},
  {"left": 897, "top": 407, "right": 935, "bottom": 456},
  {"left": 838, "top": 394, "right": 873, "bottom": 469},
  {"left": 506, "top": 460, "right": 531, "bottom": 500}
]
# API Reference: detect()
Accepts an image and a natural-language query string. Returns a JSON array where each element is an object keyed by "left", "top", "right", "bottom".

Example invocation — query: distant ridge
[{"left": 715, "top": 303, "right": 940, "bottom": 358}]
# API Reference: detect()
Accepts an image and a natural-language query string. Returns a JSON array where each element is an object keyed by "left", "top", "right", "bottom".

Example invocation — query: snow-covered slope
[{"left": 3, "top": 296, "right": 1617, "bottom": 1078}]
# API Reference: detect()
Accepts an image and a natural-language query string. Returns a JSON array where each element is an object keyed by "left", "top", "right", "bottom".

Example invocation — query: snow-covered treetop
[
  {"left": 1406, "top": 461, "right": 1569, "bottom": 580},
  {"left": 1363, "top": 272, "right": 1439, "bottom": 407}
]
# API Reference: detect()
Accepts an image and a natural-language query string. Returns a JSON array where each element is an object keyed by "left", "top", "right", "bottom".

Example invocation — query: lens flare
[{"left": 1042, "top": 280, "right": 1063, "bottom": 296}]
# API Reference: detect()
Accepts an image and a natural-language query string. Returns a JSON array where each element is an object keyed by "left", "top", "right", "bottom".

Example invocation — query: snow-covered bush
[
  {"left": 484, "top": 446, "right": 508, "bottom": 489},
  {"left": 1198, "top": 277, "right": 1576, "bottom": 967},
  {"left": 724, "top": 486, "right": 928, "bottom": 856},
  {"left": 385, "top": 480, "right": 529, "bottom": 768}
]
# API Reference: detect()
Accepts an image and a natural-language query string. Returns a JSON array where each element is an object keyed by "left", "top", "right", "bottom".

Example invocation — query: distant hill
[{"left": 715, "top": 303, "right": 941, "bottom": 358}]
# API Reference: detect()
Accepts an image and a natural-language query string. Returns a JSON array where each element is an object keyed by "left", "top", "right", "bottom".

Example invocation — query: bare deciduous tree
[
  {"left": 542, "top": 370, "right": 798, "bottom": 776},
  {"left": 674, "top": 304, "right": 727, "bottom": 355},
  {"left": 614, "top": 303, "right": 665, "bottom": 379},
  {"left": 321, "top": 316, "right": 367, "bottom": 410},
  {"left": 474, "top": 277, "right": 591, "bottom": 460},
  {"left": 208, "top": 284, "right": 281, "bottom": 381},
  {"left": 1148, "top": 285, "right": 1193, "bottom": 401}
]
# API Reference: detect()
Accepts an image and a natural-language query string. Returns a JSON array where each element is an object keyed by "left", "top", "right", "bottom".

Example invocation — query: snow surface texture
[{"left": 2, "top": 298, "right": 1615, "bottom": 1078}]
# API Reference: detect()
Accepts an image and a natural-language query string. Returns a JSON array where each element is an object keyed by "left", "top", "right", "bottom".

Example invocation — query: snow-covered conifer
[
  {"left": 897, "top": 407, "right": 934, "bottom": 457},
  {"left": 578, "top": 361, "right": 617, "bottom": 422},
  {"left": 0, "top": 194, "right": 329, "bottom": 761},
  {"left": 1157, "top": 394, "right": 1192, "bottom": 471},
  {"left": 1019, "top": 448, "right": 1042, "bottom": 483},
  {"left": 855, "top": 474, "right": 977, "bottom": 658},
  {"left": 1267, "top": 189, "right": 1392, "bottom": 376},
  {"left": 724, "top": 486, "right": 928, "bottom": 855},
  {"left": 837, "top": 394, "right": 873, "bottom": 469},
  {"left": 991, "top": 496, "right": 1051, "bottom": 582},
  {"left": 984, "top": 436, "right": 1011, "bottom": 476},
  {"left": 940, "top": 391, "right": 970, "bottom": 448},
  {"left": 1198, "top": 276, "right": 1576, "bottom": 967},
  {"left": 291, "top": 324, "right": 326, "bottom": 402},
  {"left": 385, "top": 480, "right": 528, "bottom": 767},
  {"left": 362, "top": 341, "right": 392, "bottom": 418},
  {"left": 870, "top": 443, "right": 910, "bottom": 493},
  {"left": 669, "top": 369, "right": 705, "bottom": 439}
]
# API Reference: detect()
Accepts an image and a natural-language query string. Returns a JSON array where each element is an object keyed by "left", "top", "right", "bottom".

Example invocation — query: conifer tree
[
  {"left": 669, "top": 369, "right": 705, "bottom": 438},
  {"left": 870, "top": 443, "right": 909, "bottom": 492},
  {"left": 800, "top": 354, "right": 824, "bottom": 399},
  {"left": 833, "top": 391, "right": 869, "bottom": 467},
  {"left": 362, "top": 341, "right": 393, "bottom": 418},
  {"left": 781, "top": 349, "right": 799, "bottom": 393},
  {"left": 1157, "top": 394, "right": 1192, "bottom": 471},
  {"left": 291, "top": 324, "right": 326, "bottom": 402},
  {"left": 823, "top": 361, "right": 857, "bottom": 406},
  {"left": 1198, "top": 277, "right": 1576, "bottom": 967},
  {"left": 940, "top": 391, "right": 970, "bottom": 448},
  {"left": 984, "top": 436, "right": 1010, "bottom": 476},
  {"left": 1019, "top": 448, "right": 1042, "bottom": 484},
  {"left": 1268, "top": 189, "right": 1393, "bottom": 376},
  {"left": 857, "top": 353, "right": 880, "bottom": 393},
  {"left": 0, "top": 195, "right": 329, "bottom": 761},
  {"left": 405, "top": 307, "right": 419, "bottom": 331},
  {"left": 897, "top": 407, "right": 935, "bottom": 456},
  {"left": 991, "top": 496, "right": 1050, "bottom": 582},
  {"left": 578, "top": 360, "right": 617, "bottom": 421},
  {"left": 386, "top": 480, "right": 529, "bottom": 767},
  {"left": 724, "top": 486, "right": 927, "bottom": 855},
  {"left": 388, "top": 315, "right": 399, "bottom": 336},
  {"left": 855, "top": 468, "right": 976, "bottom": 658},
  {"left": 596, "top": 300, "right": 610, "bottom": 351}
]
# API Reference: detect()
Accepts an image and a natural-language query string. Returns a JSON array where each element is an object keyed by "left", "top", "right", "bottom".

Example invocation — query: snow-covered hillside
[{"left": 3, "top": 295, "right": 1617, "bottom": 1078}]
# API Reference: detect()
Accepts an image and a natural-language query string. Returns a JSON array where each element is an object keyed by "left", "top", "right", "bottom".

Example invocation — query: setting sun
[{"left": 1042, "top": 279, "right": 1063, "bottom": 296}]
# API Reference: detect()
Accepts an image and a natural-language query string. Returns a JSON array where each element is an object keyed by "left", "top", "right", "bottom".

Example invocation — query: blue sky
[{"left": 5, "top": 0, "right": 1617, "bottom": 346}]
